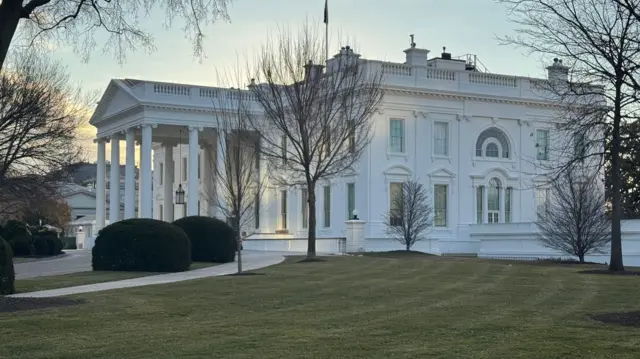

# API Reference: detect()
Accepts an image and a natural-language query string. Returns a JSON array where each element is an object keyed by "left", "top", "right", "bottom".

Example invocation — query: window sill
[
  {"left": 387, "top": 152, "right": 407, "bottom": 158},
  {"left": 473, "top": 157, "right": 516, "bottom": 164}
]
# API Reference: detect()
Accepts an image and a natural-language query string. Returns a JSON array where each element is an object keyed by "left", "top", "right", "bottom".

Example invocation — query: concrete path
[
  {"left": 9, "top": 251, "right": 286, "bottom": 298},
  {"left": 14, "top": 250, "right": 91, "bottom": 279}
]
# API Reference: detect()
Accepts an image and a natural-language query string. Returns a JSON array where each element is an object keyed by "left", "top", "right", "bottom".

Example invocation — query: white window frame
[
  {"left": 434, "top": 184, "right": 448, "bottom": 227},
  {"left": 346, "top": 183, "right": 356, "bottom": 220},
  {"left": 482, "top": 138, "right": 503, "bottom": 158},
  {"left": 388, "top": 117, "right": 406, "bottom": 154},
  {"left": 280, "top": 189, "right": 288, "bottom": 230},
  {"left": 536, "top": 129, "right": 550, "bottom": 161},
  {"left": 159, "top": 162, "right": 164, "bottom": 185},
  {"left": 389, "top": 182, "right": 403, "bottom": 227},
  {"left": 536, "top": 187, "right": 550, "bottom": 219},
  {"left": 323, "top": 185, "right": 331, "bottom": 228},
  {"left": 432, "top": 120, "right": 450, "bottom": 157}
]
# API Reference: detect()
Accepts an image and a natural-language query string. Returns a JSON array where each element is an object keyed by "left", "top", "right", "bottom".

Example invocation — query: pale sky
[{"left": 41, "top": 0, "right": 546, "bottom": 163}]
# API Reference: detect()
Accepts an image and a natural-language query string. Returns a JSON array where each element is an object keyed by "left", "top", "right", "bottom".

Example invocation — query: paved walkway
[
  {"left": 14, "top": 250, "right": 91, "bottom": 279},
  {"left": 9, "top": 251, "right": 286, "bottom": 298}
]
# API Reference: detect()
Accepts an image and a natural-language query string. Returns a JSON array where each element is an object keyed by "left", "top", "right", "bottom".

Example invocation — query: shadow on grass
[
  {"left": 591, "top": 311, "right": 640, "bottom": 327},
  {"left": 0, "top": 297, "right": 85, "bottom": 313},
  {"left": 360, "top": 250, "right": 435, "bottom": 259},
  {"left": 296, "top": 257, "right": 328, "bottom": 263},
  {"left": 225, "top": 272, "right": 266, "bottom": 277},
  {"left": 579, "top": 269, "right": 640, "bottom": 276}
]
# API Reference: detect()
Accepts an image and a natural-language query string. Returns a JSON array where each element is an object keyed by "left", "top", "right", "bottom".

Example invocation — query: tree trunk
[
  {"left": 235, "top": 217, "right": 242, "bottom": 273},
  {"left": 609, "top": 82, "right": 625, "bottom": 272},
  {"left": 406, "top": 243, "right": 410, "bottom": 251},
  {"left": 578, "top": 253, "right": 585, "bottom": 263},
  {"left": 0, "top": 0, "right": 21, "bottom": 71},
  {"left": 307, "top": 181, "right": 317, "bottom": 259}
]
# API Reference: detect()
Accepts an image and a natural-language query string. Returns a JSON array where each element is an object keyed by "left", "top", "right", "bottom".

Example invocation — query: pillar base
[{"left": 345, "top": 220, "right": 366, "bottom": 253}]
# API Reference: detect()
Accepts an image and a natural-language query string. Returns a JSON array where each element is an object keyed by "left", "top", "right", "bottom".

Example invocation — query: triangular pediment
[
  {"left": 90, "top": 80, "right": 141, "bottom": 125},
  {"left": 427, "top": 167, "right": 456, "bottom": 178}
]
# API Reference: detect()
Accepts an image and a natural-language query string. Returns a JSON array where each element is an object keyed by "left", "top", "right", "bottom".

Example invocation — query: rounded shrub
[
  {"left": 32, "top": 235, "right": 49, "bottom": 256},
  {"left": 92, "top": 218, "right": 192, "bottom": 272},
  {"left": 172, "top": 216, "right": 236, "bottom": 263},
  {"left": 10, "top": 234, "right": 33, "bottom": 256},
  {"left": 0, "top": 236, "right": 15, "bottom": 295},
  {"left": 38, "top": 231, "right": 63, "bottom": 255},
  {"left": 2, "top": 220, "right": 30, "bottom": 241}
]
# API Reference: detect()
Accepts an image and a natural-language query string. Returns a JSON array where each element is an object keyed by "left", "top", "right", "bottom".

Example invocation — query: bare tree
[
  {"left": 207, "top": 86, "right": 265, "bottom": 273},
  {"left": 0, "top": 50, "right": 85, "bottom": 219},
  {"left": 498, "top": 0, "right": 640, "bottom": 271},
  {"left": 382, "top": 180, "right": 433, "bottom": 252},
  {"left": 247, "top": 24, "right": 384, "bottom": 259},
  {"left": 536, "top": 169, "right": 610, "bottom": 262},
  {"left": 0, "top": 0, "right": 232, "bottom": 70}
]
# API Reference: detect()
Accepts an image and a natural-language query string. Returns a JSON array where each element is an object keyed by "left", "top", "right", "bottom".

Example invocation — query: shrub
[
  {"left": 9, "top": 235, "right": 33, "bottom": 256},
  {"left": 2, "top": 220, "right": 30, "bottom": 242},
  {"left": 92, "top": 218, "right": 191, "bottom": 272},
  {"left": 172, "top": 216, "right": 236, "bottom": 263},
  {"left": 38, "top": 230, "right": 63, "bottom": 255},
  {"left": 32, "top": 235, "right": 49, "bottom": 256},
  {"left": 0, "top": 236, "right": 15, "bottom": 295}
]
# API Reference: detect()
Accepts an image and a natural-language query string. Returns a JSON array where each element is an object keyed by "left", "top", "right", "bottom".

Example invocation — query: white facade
[{"left": 90, "top": 41, "right": 592, "bottom": 258}]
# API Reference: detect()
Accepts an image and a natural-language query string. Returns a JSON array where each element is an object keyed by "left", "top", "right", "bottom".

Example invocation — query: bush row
[
  {"left": 0, "top": 220, "right": 63, "bottom": 257},
  {"left": 0, "top": 236, "right": 15, "bottom": 295},
  {"left": 92, "top": 216, "right": 237, "bottom": 273}
]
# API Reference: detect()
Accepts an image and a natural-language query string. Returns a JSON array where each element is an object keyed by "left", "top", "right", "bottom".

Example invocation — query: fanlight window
[{"left": 475, "top": 127, "right": 510, "bottom": 159}]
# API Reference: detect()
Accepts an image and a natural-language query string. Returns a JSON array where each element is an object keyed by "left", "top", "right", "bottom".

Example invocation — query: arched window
[
  {"left": 486, "top": 143, "right": 499, "bottom": 158},
  {"left": 475, "top": 127, "right": 511, "bottom": 158}
]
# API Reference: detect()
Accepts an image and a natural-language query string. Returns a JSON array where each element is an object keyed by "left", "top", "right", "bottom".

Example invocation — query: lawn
[
  {"left": 2, "top": 254, "right": 640, "bottom": 358},
  {"left": 15, "top": 261, "right": 218, "bottom": 293}
]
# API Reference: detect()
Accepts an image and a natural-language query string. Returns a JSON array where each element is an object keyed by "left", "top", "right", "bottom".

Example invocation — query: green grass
[
  {"left": 15, "top": 261, "right": 218, "bottom": 293},
  {"left": 3, "top": 255, "right": 640, "bottom": 358}
]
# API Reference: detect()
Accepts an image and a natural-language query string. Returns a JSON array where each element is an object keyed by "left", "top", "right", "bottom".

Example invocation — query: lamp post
[
  {"left": 352, "top": 209, "right": 359, "bottom": 220},
  {"left": 175, "top": 129, "right": 186, "bottom": 206}
]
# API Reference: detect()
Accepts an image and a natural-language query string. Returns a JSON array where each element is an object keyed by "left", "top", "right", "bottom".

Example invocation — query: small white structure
[{"left": 88, "top": 39, "right": 621, "bottom": 262}]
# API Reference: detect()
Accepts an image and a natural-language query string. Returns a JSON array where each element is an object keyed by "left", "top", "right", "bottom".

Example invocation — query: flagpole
[{"left": 324, "top": 0, "right": 329, "bottom": 64}]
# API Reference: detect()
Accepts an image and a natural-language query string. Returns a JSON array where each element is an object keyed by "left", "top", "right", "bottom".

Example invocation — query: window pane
[
  {"left": 476, "top": 186, "right": 484, "bottom": 224},
  {"left": 434, "top": 122, "right": 448, "bottom": 155},
  {"left": 281, "top": 190, "right": 287, "bottom": 229},
  {"left": 488, "top": 178, "right": 501, "bottom": 211},
  {"left": 159, "top": 163, "right": 164, "bottom": 185},
  {"left": 390, "top": 119, "right": 404, "bottom": 153},
  {"left": 536, "top": 130, "right": 549, "bottom": 160},
  {"left": 486, "top": 143, "right": 499, "bottom": 157},
  {"left": 347, "top": 183, "right": 355, "bottom": 219},
  {"left": 434, "top": 184, "right": 447, "bottom": 227},
  {"left": 505, "top": 187, "right": 512, "bottom": 223},
  {"left": 324, "top": 186, "right": 331, "bottom": 227},
  {"left": 389, "top": 182, "right": 403, "bottom": 226},
  {"left": 182, "top": 157, "right": 187, "bottom": 181}
]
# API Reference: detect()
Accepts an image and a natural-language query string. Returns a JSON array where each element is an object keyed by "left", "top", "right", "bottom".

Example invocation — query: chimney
[
  {"left": 304, "top": 60, "right": 324, "bottom": 81},
  {"left": 403, "top": 35, "right": 430, "bottom": 66},
  {"left": 547, "top": 58, "right": 569, "bottom": 82}
]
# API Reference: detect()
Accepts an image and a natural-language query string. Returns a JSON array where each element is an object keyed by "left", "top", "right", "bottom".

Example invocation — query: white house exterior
[{"left": 87, "top": 40, "right": 640, "bottom": 264}]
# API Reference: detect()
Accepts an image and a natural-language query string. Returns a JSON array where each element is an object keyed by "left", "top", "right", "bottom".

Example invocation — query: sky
[{"left": 35, "top": 0, "right": 547, "bottom": 163}]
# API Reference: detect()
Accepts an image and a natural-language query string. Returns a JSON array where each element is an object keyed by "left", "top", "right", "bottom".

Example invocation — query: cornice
[{"left": 385, "top": 86, "right": 560, "bottom": 109}]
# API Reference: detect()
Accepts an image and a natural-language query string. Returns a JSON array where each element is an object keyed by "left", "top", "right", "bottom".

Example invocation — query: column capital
[
  {"left": 189, "top": 125, "right": 204, "bottom": 132},
  {"left": 138, "top": 123, "right": 158, "bottom": 129},
  {"left": 93, "top": 137, "right": 110, "bottom": 144}
]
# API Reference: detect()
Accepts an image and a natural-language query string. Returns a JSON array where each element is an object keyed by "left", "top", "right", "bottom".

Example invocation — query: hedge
[
  {"left": 32, "top": 235, "right": 49, "bottom": 256},
  {"left": 92, "top": 218, "right": 192, "bottom": 272},
  {"left": 0, "top": 236, "right": 15, "bottom": 295},
  {"left": 172, "top": 216, "right": 236, "bottom": 263},
  {"left": 38, "top": 231, "right": 63, "bottom": 255},
  {"left": 62, "top": 237, "right": 77, "bottom": 250}
]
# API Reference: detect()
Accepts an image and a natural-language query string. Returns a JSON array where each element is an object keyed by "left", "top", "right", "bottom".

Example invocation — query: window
[
  {"left": 488, "top": 178, "right": 501, "bottom": 223},
  {"left": 347, "top": 183, "right": 356, "bottom": 219},
  {"left": 159, "top": 162, "right": 164, "bottom": 185},
  {"left": 301, "top": 188, "right": 308, "bottom": 228},
  {"left": 434, "top": 121, "right": 449, "bottom": 156},
  {"left": 536, "top": 129, "right": 550, "bottom": 160},
  {"left": 172, "top": 160, "right": 175, "bottom": 182},
  {"left": 280, "top": 190, "right": 288, "bottom": 229},
  {"left": 505, "top": 187, "right": 513, "bottom": 223},
  {"left": 197, "top": 153, "right": 201, "bottom": 179},
  {"left": 486, "top": 143, "right": 499, "bottom": 158},
  {"left": 389, "top": 119, "right": 405, "bottom": 153},
  {"left": 389, "top": 182, "right": 403, "bottom": 226},
  {"left": 536, "top": 188, "right": 550, "bottom": 219},
  {"left": 159, "top": 204, "right": 163, "bottom": 221},
  {"left": 323, "top": 185, "right": 331, "bottom": 227},
  {"left": 434, "top": 184, "right": 448, "bottom": 227},
  {"left": 476, "top": 186, "right": 484, "bottom": 224},
  {"left": 182, "top": 157, "right": 188, "bottom": 181},
  {"left": 348, "top": 119, "right": 356, "bottom": 153},
  {"left": 475, "top": 127, "right": 510, "bottom": 158},
  {"left": 281, "top": 135, "right": 287, "bottom": 165},
  {"left": 198, "top": 200, "right": 201, "bottom": 216}
]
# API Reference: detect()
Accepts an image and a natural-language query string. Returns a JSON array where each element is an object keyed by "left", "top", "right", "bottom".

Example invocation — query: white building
[{"left": 89, "top": 40, "right": 640, "bottom": 262}]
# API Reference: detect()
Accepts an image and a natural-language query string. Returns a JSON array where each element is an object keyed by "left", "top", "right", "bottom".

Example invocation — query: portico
[{"left": 89, "top": 79, "right": 255, "bottom": 231}]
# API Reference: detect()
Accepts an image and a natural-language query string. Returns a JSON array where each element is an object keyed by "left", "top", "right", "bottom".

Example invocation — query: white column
[
  {"left": 202, "top": 143, "right": 215, "bottom": 216},
  {"left": 124, "top": 128, "right": 136, "bottom": 219},
  {"left": 258, "top": 144, "right": 269, "bottom": 233},
  {"left": 163, "top": 142, "right": 175, "bottom": 221},
  {"left": 482, "top": 184, "right": 488, "bottom": 224},
  {"left": 139, "top": 124, "right": 153, "bottom": 218},
  {"left": 95, "top": 138, "right": 107, "bottom": 230},
  {"left": 109, "top": 134, "right": 121, "bottom": 223},
  {"left": 187, "top": 126, "right": 200, "bottom": 216},
  {"left": 216, "top": 129, "right": 228, "bottom": 219},
  {"left": 499, "top": 187, "right": 506, "bottom": 223}
]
